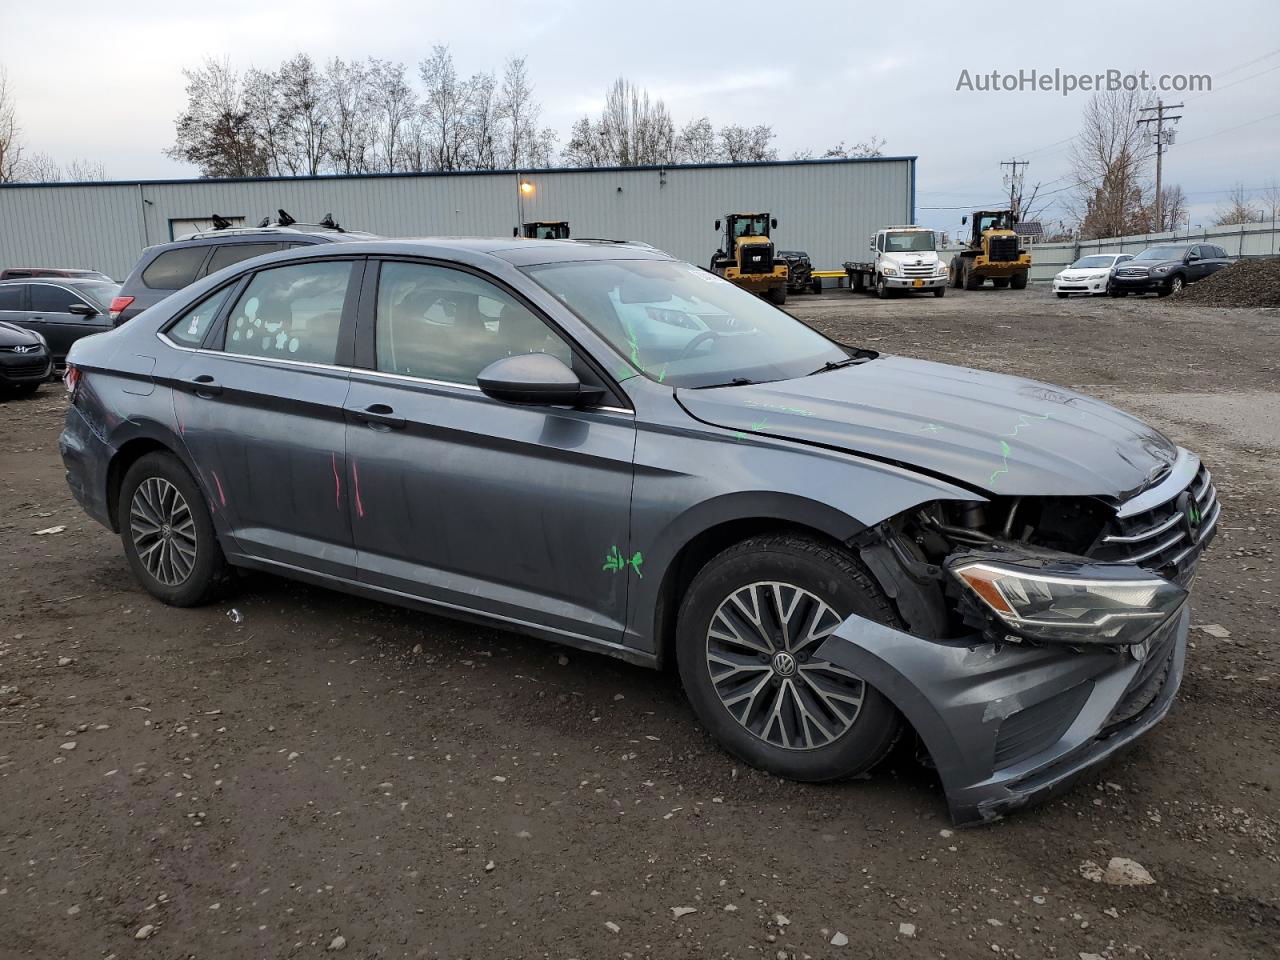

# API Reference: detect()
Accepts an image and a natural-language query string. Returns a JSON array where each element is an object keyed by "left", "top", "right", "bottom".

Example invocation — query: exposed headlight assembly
[
  {"left": 881, "top": 265, "right": 898, "bottom": 276},
  {"left": 936, "top": 263, "right": 950, "bottom": 276},
  {"left": 949, "top": 557, "right": 1186, "bottom": 646}
]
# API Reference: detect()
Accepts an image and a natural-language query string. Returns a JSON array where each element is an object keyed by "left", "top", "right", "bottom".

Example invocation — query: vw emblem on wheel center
[{"left": 771, "top": 651, "right": 798, "bottom": 677}]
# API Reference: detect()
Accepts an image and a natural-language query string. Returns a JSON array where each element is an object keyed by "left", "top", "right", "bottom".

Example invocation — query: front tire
[
  {"left": 933, "top": 285, "right": 946, "bottom": 298},
  {"left": 119, "top": 452, "right": 227, "bottom": 607},
  {"left": 1056, "top": 291, "right": 1069, "bottom": 298},
  {"left": 676, "top": 535, "right": 902, "bottom": 782},
  {"left": 875, "top": 276, "right": 890, "bottom": 299},
  {"left": 1164, "top": 274, "right": 1185, "bottom": 296},
  {"left": 766, "top": 284, "right": 787, "bottom": 306}
]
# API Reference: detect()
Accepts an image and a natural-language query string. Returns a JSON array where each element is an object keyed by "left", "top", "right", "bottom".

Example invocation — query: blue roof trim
[{"left": 0, "top": 155, "right": 919, "bottom": 190}]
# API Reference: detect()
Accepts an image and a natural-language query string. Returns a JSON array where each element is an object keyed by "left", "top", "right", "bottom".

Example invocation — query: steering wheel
[{"left": 678, "top": 329, "right": 720, "bottom": 359}]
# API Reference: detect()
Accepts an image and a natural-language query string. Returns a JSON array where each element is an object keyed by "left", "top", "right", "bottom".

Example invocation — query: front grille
[
  {"left": 988, "top": 236, "right": 1019, "bottom": 261},
  {"left": 1091, "top": 463, "right": 1219, "bottom": 585},
  {"left": 902, "top": 264, "right": 935, "bottom": 277},
  {"left": 1117, "top": 268, "right": 1148, "bottom": 278},
  {"left": 740, "top": 243, "right": 774, "bottom": 274},
  {"left": 993, "top": 681, "right": 1093, "bottom": 768},
  {"left": 0, "top": 356, "right": 50, "bottom": 377}
]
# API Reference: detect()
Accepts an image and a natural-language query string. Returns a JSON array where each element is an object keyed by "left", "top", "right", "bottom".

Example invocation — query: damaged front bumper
[{"left": 815, "top": 605, "right": 1188, "bottom": 826}]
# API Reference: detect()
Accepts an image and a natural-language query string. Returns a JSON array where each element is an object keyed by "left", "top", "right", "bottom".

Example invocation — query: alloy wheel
[
  {"left": 705, "top": 582, "right": 864, "bottom": 750},
  {"left": 129, "top": 477, "right": 198, "bottom": 586}
]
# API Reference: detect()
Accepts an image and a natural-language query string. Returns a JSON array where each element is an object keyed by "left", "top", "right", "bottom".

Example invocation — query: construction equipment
[
  {"left": 949, "top": 210, "right": 1031, "bottom": 290},
  {"left": 776, "top": 250, "right": 821, "bottom": 294},
  {"left": 516, "top": 221, "right": 571, "bottom": 240},
  {"left": 710, "top": 213, "right": 789, "bottom": 305}
]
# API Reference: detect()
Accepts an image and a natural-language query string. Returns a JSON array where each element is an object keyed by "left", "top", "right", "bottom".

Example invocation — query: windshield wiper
[
  {"left": 806, "top": 356, "right": 869, "bottom": 376},
  {"left": 692, "top": 377, "right": 756, "bottom": 389}
]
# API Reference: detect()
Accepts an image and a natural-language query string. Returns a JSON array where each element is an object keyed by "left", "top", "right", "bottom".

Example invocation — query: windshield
[
  {"left": 884, "top": 231, "right": 936, "bottom": 253},
  {"left": 1071, "top": 256, "right": 1117, "bottom": 269},
  {"left": 74, "top": 281, "right": 121, "bottom": 309},
  {"left": 732, "top": 216, "right": 769, "bottom": 238},
  {"left": 977, "top": 213, "right": 1011, "bottom": 232},
  {"left": 1134, "top": 245, "right": 1188, "bottom": 261},
  {"left": 523, "top": 259, "right": 848, "bottom": 388}
]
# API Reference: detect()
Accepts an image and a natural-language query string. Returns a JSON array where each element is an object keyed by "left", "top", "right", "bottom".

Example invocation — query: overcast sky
[{"left": 4, "top": 0, "right": 1278, "bottom": 234}]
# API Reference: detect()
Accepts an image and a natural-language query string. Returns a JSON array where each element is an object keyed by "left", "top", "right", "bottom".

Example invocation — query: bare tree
[
  {"left": 1214, "top": 183, "right": 1261, "bottom": 225},
  {"left": 718, "top": 124, "right": 777, "bottom": 162},
  {"left": 0, "top": 66, "right": 25, "bottom": 182},
  {"left": 675, "top": 117, "right": 717, "bottom": 163},
  {"left": 497, "top": 57, "right": 555, "bottom": 168},
  {"left": 366, "top": 59, "right": 416, "bottom": 172},
  {"left": 564, "top": 78, "right": 675, "bottom": 167},
  {"left": 1255, "top": 178, "right": 1280, "bottom": 224},
  {"left": 22, "top": 151, "right": 61, "bottom": 182},
  {"left": 166, "top": 58, "right": 266, "bottom": 178},
  {"left": 277, "top": 54, "right": 330, "bottom": 175},
  {"left": 465, "top": 70, "right": 501, "bottom": 169},
  {"left": 243, "top": 67, "right": 289, "bottom": 176},
  {"left": 1155, "top": 184, "right": 1187, "bottom": 232},
  {"left": 1069, "top": 90, "right": 1152, "bottom": 239},
  {"left": 419, "top": 46, "right": 474, "bottom": 171},
  {"left": 325, "top": 58, "right": 372, "bottom": 174}
]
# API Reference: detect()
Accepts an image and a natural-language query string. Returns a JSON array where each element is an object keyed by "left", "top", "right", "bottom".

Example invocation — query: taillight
[
  {"left": 108, "top": 295, "right": 134, "bottom": 322},
  {"left": 64, "top": 364, "right": 81, "bottom": 396}
]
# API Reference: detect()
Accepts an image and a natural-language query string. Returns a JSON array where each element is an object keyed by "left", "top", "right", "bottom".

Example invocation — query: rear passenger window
[
  {"left": 142, "top": 247, "right": 208, "bottom": 290},
  {"left": 167, "top": 287, "right": 233, "bottom": 348},
  {"left": 207, "top": 243, "right": 280, "bottom": 274},
  {"left": 374, "top": 261, "right": 571, "bottom": 385},
  {"left": 0, "top": 285, "right": 24, "bottom": 311},
  {"left": 224, "top": 261, "right": 353, "bottom": 364}
]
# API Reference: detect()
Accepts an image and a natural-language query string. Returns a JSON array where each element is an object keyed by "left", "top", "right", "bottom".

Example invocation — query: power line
[{"left": 1177, "top": 108, "right": 1280, "bottom": 146}]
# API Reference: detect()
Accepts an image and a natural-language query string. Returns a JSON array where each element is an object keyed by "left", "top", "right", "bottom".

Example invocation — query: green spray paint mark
[
  {"left": 1006, "top": 412, "right": 1050, "bottom": 437},
  {"left": 918, "top": 422, "right": 942, "bottom": 433},
  {"left": 656, "top": 365, "right": 668, "bottom": 383},
  {"left": 744, "top": 400, "right": 816, "bottom": 418},
  {"left": 990, "top": 440, "right": 1012, "bottom": 484},
  {"left": 602, "top": 545, "right": 644, "bottom": 578}
]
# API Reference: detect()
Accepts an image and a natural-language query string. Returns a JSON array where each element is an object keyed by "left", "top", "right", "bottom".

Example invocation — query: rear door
[
  {"left": 201, "top": 241, "right": 285, "bottom": 278},
  {"left": 170, "top": 256, "right": 363, "bottom": 578},
  {"left": 25, "top": 283, "right": 111, "bottom": 362},
  {"left": 344, "top": 257, "right": 637, "bottom": 645}
]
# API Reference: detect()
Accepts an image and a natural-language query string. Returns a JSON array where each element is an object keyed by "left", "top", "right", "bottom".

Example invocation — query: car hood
[
  {"left": 1059, "top": 269, "right": 1109, "bottom": 279},
  {"left": 675, "top": 355, "right": 1178, "bottom": 500},
  {"left": 0, "top": 321, "right": 42, "bottom": 347}
]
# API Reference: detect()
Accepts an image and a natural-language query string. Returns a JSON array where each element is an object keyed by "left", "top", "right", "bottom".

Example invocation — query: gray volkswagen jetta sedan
[{"left": 59, "top": 238, "right": 1218, "bottom": 824}]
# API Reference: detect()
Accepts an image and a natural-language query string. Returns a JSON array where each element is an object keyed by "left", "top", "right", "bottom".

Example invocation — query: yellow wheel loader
[
  {"left": 949, "top": 210, "right": 1031, "bottom": 290},
  {"left": 710, "top": 213, "right": 789, "bottom": 305}
]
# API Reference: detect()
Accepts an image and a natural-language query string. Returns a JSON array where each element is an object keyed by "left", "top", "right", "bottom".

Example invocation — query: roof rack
[{"left": 176, "top": 209, "right": 362, "bottom": 242}]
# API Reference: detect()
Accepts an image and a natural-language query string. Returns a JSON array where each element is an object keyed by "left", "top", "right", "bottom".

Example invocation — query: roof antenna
[
  {"left": 318, "top": 212, "right": 344, "bottom": 232},
  {"left": 211, "top": 213, "right": 233, "bottom": 231},
  {"left": 276, "top": 209, "right": 296, "bottom": 227}
]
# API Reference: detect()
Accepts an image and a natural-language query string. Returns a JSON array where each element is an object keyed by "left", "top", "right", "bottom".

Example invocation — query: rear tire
[
  {"left": 950, "top": 261, "right": 963, "bottom": 288},
  {"left": 963, "top": 266, "right": 983, "bottom": 290},
  {"left": 118, "top": 452, "right": 227, "bottom": 607},
  {"left": 676, "top": 534, "right": 903, "bottom": 783}
]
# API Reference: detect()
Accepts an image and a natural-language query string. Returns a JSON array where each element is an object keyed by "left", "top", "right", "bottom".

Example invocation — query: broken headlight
[{"left": 948, "top": 558, "right": 1186, "bottom": 646}]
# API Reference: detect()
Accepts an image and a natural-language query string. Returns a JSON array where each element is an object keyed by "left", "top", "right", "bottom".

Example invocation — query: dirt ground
[{"left": 1, "top": 285, "right": 1277, "bottom": 960}]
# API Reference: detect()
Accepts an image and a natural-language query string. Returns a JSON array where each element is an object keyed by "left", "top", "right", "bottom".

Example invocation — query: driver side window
[{"left": 374, "top": 261, "right": 571, "bottom": 385}]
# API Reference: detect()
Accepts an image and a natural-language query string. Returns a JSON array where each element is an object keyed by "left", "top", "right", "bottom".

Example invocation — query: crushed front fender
[{"left": 815, "top": 606, "right": 1188, "bottom": 826}]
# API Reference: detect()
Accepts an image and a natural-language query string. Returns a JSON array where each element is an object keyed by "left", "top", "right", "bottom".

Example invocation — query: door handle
[
  {"left": 348, "top": 402, "right": 406, "bottom": 430},
  {"left": 182, "top": 374, "right": 223, "bottom": 398}
]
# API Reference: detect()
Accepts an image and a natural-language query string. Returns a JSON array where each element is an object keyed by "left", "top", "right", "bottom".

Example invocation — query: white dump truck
[{"left": 843, "top": 226, "right": 949, "bottom": 299}]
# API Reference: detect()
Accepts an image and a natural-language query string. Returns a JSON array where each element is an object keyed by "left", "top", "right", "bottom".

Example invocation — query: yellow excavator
[
  {"left": 516, "top": 221, "right": 571, "bottom": 240},
  {"left": 949, "top": 209, "right": 1031, "bottom": 290},
  {"left": 710, "top": 213, "right": 789, "bottom": 304}
]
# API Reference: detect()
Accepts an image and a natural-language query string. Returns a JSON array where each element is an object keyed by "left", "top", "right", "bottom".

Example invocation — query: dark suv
[
  {"left": 1110, "top": 243, "right": 1233, "bottom": 297},
  {"left": 110, "top": 215, "right": 378, "bottom": 323}
]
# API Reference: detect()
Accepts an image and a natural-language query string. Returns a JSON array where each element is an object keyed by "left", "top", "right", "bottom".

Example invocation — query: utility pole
[
  {"left": 1136, "top": 99, "right": 1183, "bottom": 232},
  {"left": 1001, "top": 158, "right": 1029, "bottom": 219}
]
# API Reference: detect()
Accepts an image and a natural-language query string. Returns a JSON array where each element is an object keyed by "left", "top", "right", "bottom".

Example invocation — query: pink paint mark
[
  {"left": 351, "top": 459, "right": 365, "bottom": 519},
  {"left": 331, "top": 452, "right": 342, "bottom": 510},
  {"left": 174, "top": 396, "right": 186, "bottom": 436},
  {"left": 210, "top": 469, "right": 227, "bottom": 508}
]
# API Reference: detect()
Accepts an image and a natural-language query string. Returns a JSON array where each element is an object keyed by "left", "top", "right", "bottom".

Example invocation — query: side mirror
[
  {"left": 869, "top": 237, "right": 876, "bottom": 251},
  {"left": 1185, "top": 252, "right": 1198, "bottom": 262},
  {"left": 513, "top": 226, "right": 519, "bottom": 237},
  {"left": 477, "top": 353, "right": 601, "bottom": 407},
  {"left": 714, "top": 220, "right": 721, "bottom": 231},
  {"left": 770, "top": 218, "right": 778, "bottom": 229},
  {"left": 68, "top": 302, "right": 98, "bottom": 317},
  {"left": 961, "top": 215, "right": 968, "bottom": 225}
]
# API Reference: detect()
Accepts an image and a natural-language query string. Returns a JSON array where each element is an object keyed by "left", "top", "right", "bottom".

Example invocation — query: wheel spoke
[{"left": 705, "top": 580, "right": 866, "bottom": 751}]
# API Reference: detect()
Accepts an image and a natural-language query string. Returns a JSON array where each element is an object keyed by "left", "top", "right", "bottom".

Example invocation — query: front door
[
  {"left": 344, "top": 258, "right": 637, "bottom": 646},
  {"left": 25, "top": 283, "right": 111, "bottom": 361},
  {"left": 172, "top": 257, "right": 362, "bottom": 578}
]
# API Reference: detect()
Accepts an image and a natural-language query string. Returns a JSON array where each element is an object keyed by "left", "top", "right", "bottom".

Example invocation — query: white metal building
[{"left": 0, "top": 157, "right": 917, "bottom": 279}]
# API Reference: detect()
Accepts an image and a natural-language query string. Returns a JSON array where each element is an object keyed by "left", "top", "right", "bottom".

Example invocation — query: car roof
[
  {"left": 0, "top": 276, "right": 117, "bottom": 286},
  {"left": 255, "top": 236, "right": 676, "bottom": 267}
]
